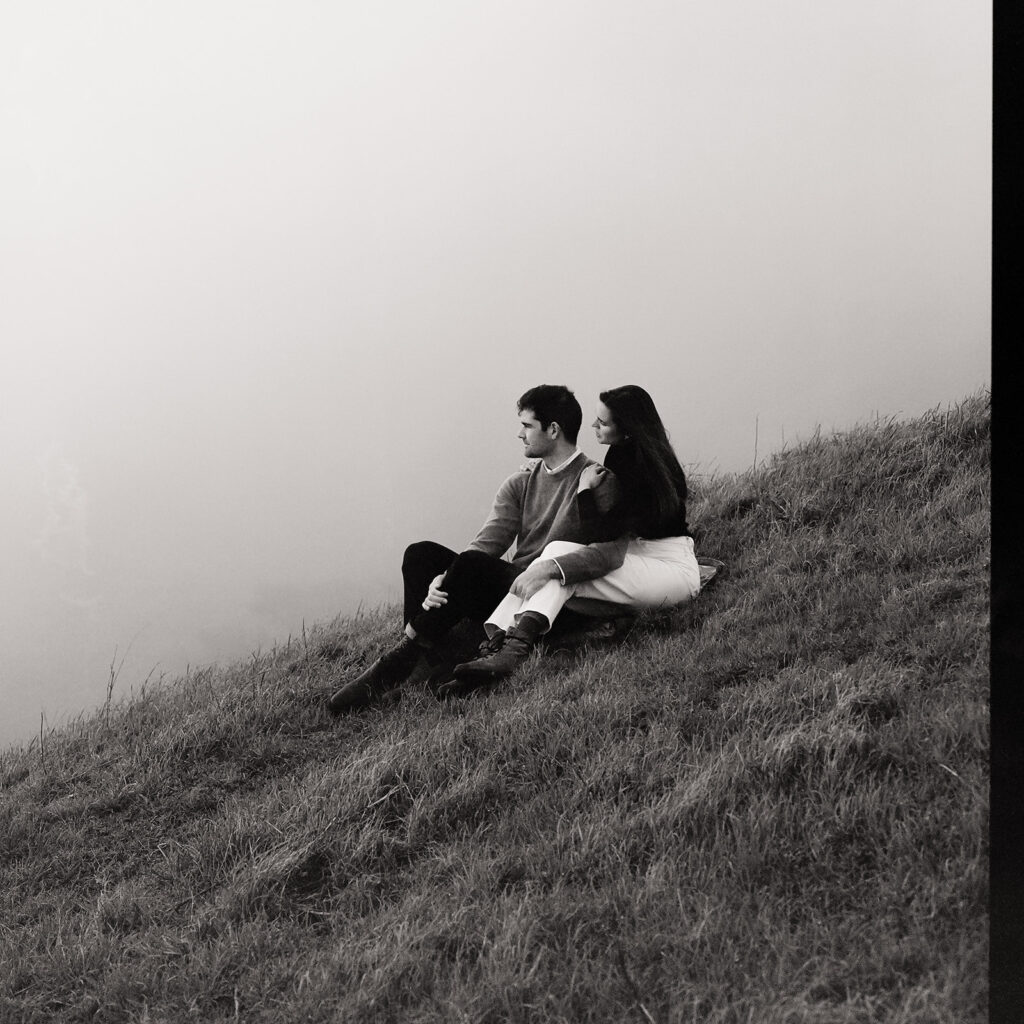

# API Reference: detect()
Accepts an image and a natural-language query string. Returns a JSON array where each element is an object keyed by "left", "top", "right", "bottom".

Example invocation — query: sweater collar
[{"left": 542, "top": 448, "right": 584, "bottom": 474}]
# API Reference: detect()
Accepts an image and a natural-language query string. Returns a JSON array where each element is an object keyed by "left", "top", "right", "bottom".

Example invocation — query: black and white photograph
[{"left": 1, "top": 2, "right": 990, "bottom": 1021}]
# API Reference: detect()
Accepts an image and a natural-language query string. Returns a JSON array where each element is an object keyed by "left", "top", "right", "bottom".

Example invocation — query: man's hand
[
  {"left": 422, "top": 573, "right": 449, "bottom": 610},
  {"left": 577, "top": 464, "right": 609, "bottom": 492},
  {"left": 510, "top": 560, "right": 560, "bottom": 600}
]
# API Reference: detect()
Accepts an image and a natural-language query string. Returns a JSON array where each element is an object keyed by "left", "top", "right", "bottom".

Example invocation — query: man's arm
[
  {"left": 464, "top": 471, "right": 527, "bottom": 559},
  {"left": 510, "top": 465, "right": 627, "bottom": 593},
  {"left": 510, "top": 535, "right": 631, "bottom": 600},
  {"left": 550, "top": 536, "right": 631, "bottom": 585}
]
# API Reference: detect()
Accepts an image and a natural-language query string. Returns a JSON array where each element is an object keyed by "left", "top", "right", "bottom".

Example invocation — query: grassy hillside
[{"left": 0, "top": 392, "right": 989, "bottom": 1024}]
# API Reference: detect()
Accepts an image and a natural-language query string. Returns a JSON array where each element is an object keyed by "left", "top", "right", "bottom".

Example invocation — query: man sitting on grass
[{"left": 327, "top": 384, "right": 617, "bottom": 713}]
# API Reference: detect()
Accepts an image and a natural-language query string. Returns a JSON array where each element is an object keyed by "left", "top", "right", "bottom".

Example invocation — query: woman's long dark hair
[{"left": 600, "top": 385, "right": 687, "bottom": 528}]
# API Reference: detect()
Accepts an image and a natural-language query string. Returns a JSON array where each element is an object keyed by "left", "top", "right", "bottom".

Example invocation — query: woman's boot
[{"left": 444, "top": 611, "right": 548, "bottom": 689}]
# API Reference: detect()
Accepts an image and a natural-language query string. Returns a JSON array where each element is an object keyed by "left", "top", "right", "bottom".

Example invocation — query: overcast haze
[{"left": 1, "top": 1, "right": 989, "bottom": 747}]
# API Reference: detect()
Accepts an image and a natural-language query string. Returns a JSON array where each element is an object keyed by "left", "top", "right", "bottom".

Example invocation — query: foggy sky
[{"left": 1, "top": 1, "right": 990, "bottom": 747}]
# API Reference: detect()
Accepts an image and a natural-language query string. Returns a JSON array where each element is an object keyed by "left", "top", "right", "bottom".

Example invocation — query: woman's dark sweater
[
  {"left": 601, "top": 439, "right": 690, "bottom": 540},
  {"left": 554, "top": 440, "right": 691, "bottom": 585}
]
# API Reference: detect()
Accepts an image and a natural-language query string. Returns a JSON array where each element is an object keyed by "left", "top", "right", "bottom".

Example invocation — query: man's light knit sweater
[{"left": 465, "top": 453, "right": 615, "bottom": 570}]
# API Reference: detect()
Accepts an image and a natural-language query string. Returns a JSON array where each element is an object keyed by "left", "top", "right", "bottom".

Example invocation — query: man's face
[{"left": 518, "top": 408, "right": 556, "bottom": 459}]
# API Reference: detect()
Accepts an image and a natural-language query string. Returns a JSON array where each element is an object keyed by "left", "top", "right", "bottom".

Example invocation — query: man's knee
[
  {"left": 446, "top": 549, "right": 500, "bottom": 580},
  {"left": 403, "top": 540, "right": 449, "bottom": 570},
  {"left": 442, "top": 550, "right": 519, "bottom": 597},
  {"left": 541, "top": 540, "right": 585, "bottom": 559}
]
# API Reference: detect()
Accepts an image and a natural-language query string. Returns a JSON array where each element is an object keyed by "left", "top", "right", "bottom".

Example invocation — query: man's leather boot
[{"left": 328, "top": 636, "right": 426, "bottom": 714}]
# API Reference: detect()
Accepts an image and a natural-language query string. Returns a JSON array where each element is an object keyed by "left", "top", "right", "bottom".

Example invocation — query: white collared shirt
[{"left": 542, "top": 449, "right": 584, "bottom": 475}]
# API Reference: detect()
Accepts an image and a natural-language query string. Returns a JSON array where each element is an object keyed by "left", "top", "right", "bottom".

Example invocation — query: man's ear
[{"left": 548, "top": 422, "right": 560, "bottom": 438}]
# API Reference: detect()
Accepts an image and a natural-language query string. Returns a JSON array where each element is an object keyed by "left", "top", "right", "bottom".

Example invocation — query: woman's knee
[{"left": 541, "top": 540, "right": 584, "bottom": 559}]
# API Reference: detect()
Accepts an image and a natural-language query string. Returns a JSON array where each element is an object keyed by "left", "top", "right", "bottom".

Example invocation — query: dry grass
[{"left": 0, "top": 391, "right": 989, "bottom": 1023}]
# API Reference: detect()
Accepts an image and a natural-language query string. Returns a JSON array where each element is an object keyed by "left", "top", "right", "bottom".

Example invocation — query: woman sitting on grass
[{"left": 437, "top": 385, "right": 701, "bottom": 696}]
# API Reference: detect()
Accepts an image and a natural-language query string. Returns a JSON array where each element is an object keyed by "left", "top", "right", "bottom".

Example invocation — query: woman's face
[{"left": 592, "top": 401, "right": 625, "bottom": 445}]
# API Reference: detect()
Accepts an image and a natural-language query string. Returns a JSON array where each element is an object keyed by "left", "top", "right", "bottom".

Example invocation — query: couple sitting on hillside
[{"left": 328, "top": 384, "right": 702, "bottom": 713}]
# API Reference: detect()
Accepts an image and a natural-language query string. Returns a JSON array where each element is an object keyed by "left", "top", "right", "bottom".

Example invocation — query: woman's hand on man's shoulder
[
  {"left": 578, "top": 463, "right": 611, "bottom": 492},
  {"left": 590, "top": 467, "right": 621, "bottom": 515}
]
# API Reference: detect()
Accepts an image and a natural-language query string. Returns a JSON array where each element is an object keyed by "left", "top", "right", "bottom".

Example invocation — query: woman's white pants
[{"left": 486, "top": 537, "right": 702, "bottom": 635}]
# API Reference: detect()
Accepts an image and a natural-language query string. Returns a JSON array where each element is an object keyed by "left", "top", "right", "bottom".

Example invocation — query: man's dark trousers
[{"left": 402, "top": 541, "right": 522, "bottom": 643}]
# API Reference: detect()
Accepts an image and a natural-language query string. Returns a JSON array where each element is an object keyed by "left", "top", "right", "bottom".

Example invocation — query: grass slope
[{"left": 0, "top": 392, "right": 989, "bottom": 1024}]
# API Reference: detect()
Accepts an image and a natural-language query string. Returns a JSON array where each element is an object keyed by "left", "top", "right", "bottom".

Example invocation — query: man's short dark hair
[{"left": 517, "top": 385, "right": 583, "bottom": 444}]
